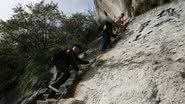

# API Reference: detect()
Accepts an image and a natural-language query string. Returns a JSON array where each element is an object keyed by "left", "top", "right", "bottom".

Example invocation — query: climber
[
  {"left": 48, "top": 45, "right": 89, "bottom": 98},
  {"left": 112, "top": 13, "right": 130, "bottom": 34},
  {"left": 98, "top": 11, "right": 118, "bottom": 51},
  {"left": 113, "top": 13, "right": 129, "bottom": 27}
]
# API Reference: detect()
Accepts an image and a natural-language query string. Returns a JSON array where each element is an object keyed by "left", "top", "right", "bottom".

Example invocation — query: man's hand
[{"left": 88, "top": 58, "right": 97, "bottom": 66}]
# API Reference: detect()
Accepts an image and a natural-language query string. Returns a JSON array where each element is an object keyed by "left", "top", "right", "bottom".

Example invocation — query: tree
[
  {"left": 0, "top": 0, "right": 66, "bottom": 59},
  {"left": 0, "top": 0, "right": 98, "bottom": 97},
  {"left": 0, "top": 0, "right": 67, "bottom": 96},
  {"left": 63, "top": 13, "right": 98, "bottom": 50}
]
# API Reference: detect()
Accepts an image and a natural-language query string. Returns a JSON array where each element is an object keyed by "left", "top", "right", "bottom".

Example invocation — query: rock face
[
  {"left": 60, "top": 0, "right": 185, "bottom": 104},
  {"left": 94, "top": 0, "right": 174, "bottom": 18}
]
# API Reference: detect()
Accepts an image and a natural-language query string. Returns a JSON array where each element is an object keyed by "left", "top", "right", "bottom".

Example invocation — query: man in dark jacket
[
  {"left": 48, "top": 45, "right": 89, "bottom": 97},
  {"left": 99, "top": 20, "right": 112, "bottom": 51},
  {"left": 98, "top": 11, "right": 117, "bottom": 51}
]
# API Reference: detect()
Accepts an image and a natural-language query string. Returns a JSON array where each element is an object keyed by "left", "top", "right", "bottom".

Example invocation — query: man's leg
[
  {"left": 101, "top": 37, "right": 111, "bottom": 51},
  {"left": 48, "top": 71, "right": 71, "bottom": 98},
  {"left": 52, "top": 71, "right": 71, "bottom": 88}
]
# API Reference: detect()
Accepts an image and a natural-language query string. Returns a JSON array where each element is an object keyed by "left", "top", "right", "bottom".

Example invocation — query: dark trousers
[
  {"left": 48, "top": 65, "right": 71, "bottom": 98},
  {"left": 101, "top": 32, "right": 111, "bottom": 51},
  {"left": 52, "top": 71, "right": 71, "bottom": 89}
]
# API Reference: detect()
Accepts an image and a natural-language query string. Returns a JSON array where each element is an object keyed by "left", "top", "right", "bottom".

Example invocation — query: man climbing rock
[
  {"left": 98, "top": 11, "right": 118, "bottom": 51},
  {"left": 48, "top": 45, "right": 89, "bottom": 98},
  {"left": 113, "top": 13, "right": 129, "bottom": 31}
]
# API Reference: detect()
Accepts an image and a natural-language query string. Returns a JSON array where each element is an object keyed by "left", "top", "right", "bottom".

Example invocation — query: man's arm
[
  {"left": 68, "top": 55, "right": 80, "bottom": 71},
  {"left": 71, "top": 61, "right": 80, "bottom": 71},
  {"left": 71, "top": 56, "right": 90, "bottom": 72},
  {"left": 97, "top": 23, "right": 104, "bottom": 33},
  {"left": 75, "top": 56, "right": 89, "bottom": 64},
  {"left": 66, "top": 49, "right": 80, "bottom": 71}
]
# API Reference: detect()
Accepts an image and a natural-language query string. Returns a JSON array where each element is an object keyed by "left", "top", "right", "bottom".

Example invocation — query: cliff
[
  {"left": 58, "top": 0, "right": 185, "bottom": 104},
  {"left": 94, "top": 0, "right": 174, "bottom": 18}
]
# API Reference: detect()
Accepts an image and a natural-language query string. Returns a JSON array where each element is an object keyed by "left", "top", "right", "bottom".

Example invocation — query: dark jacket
[
  {"left": 51, "top": 49, "right": 89, "bottom": 72},
  {"left": 98, "top": 20, "right": 113, "bottom": 38}
]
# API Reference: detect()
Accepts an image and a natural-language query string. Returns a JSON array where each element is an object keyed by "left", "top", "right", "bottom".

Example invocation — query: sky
[
  {"left": 56, "top": 0, "right": 95, "bottom": 15},
  {"left": 0, "top": 0, "right": 95, "bottom": 20}
]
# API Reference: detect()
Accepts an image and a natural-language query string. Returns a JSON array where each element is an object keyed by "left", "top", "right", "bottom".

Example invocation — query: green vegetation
[{"left": 0, "top": 0, "right": 98, "bottom": 97}]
